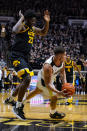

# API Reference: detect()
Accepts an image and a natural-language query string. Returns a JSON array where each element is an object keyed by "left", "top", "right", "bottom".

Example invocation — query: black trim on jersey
[{"left": 41, "top": 79, "right": 45, "bottom": 87}]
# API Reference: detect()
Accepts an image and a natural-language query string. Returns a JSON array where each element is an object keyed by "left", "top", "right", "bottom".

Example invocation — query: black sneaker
[
  {"left": 50, "top": 111, "right": 65, "bottom": 119},
  {"left": 65, "top": 102, "right": 71, "bottom": 105},
  {"left": 12, "top": 104, "right": 26, "bottom": 120},
  {"left": 4, "top": 98, "right": 16, "bottom": 106}
]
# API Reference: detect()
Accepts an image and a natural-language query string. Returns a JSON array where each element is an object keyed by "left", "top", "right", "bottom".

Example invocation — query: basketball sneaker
[
  {"left": 65, "top": 102, "right": 71, "bottom": 105},
  {"left": 50, "top": 111, "right": 65, "bottom": 119},
  {"left": 12, "top": 104, "right": 26, "bottom": 120},
  {"left": 65, "top": 97, "right": 73, "bottom": 105},
  {"left": 4, "top": 97, "right": 16, "bottom": 106}
]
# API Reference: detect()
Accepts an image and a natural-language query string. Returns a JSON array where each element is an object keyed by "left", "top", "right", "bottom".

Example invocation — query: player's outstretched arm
[
  {"left": 33, "top": 10, "right": 50, "bottom": 36},
  {"left": 73, "top": 61, "right": 83, "bottom": 78},
  {"left": 43, "top": 64, "right": 68, "bottom": 97},
  {"left": 12, "top": 10, "right": 24, "bottom": 33}
]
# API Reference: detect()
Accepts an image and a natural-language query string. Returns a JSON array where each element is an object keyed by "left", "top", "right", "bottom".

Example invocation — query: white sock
[
  {"left": 23, "top": 99, "right": 26, "bottom": 104},
  {"left": 50, "top": 109, "right": 56, "bottom": 114},
  {"left": 16, "top": 101, "right": 22, "bottom": 108},
  {"left": 11, "top": 89, "right": 14, "bottom": 96}
]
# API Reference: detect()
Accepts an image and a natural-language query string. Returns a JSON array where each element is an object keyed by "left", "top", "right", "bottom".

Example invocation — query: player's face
[
  {"left": 56, "top": 52, "right": 66, "bottom": 64},
  {"left": 66, "top": 55, "right": 70, "bottom": 61},
  {"left": 27, "top": 17, "right": 36, "bottom": 26}
]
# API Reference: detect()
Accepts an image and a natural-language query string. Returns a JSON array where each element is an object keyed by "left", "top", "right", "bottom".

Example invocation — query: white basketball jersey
[{"left": 41, "top": 56, "right": 64, "bottom": 83}]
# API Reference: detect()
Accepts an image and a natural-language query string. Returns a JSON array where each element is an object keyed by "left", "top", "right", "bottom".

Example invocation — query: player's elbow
[
  {"left": 12, "top": 26, "right": 18, "bottom": 33},
  {"left": 40, "top": 30, "right": 48, "bottom": 36},
  {"left": 12, "top": 27, "right": 15, "bottom": 32},
  {"left": 45, "top": 82, "right": 51, "bottom": 89}
]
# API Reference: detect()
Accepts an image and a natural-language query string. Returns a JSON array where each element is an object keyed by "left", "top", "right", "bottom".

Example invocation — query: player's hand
[
  {"left": 58, "top": 89, "right": 70, "bottom": 97},
  {"left": 44, "top": 10, "right": 50, "bottom": 22},
  {"left": 19, "top": 10, "right": 24, "bottom": 19}
]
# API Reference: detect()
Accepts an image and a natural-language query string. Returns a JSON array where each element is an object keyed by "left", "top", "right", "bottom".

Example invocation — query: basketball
[{"left": 62, "top": 83, "right": 75, "bottom": 96}]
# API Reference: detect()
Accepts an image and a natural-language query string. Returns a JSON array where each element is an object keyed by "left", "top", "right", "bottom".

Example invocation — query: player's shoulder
[
  {"left": 72, "top": 60, "right": 75, "bottom": 66},
  {"left": 32, "top": 26, "right": 35, "bottom": 31},
  {"left": 43, "top": 63, "right": 52, "bottom": 74},
  {"left": 45, "top": 56, "right": 53, "bottom": 64},
  {"left": 43, "top": 63, "right": 52, "bottom": 69}
]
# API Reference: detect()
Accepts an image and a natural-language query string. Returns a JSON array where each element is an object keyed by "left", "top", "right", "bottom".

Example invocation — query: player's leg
[
  {"left": 4, "top": 58, "right": 28, "bottom": 106},
  {"left": 12, "top": 65, "right": 32, "bottom": 120},
  {"left": 23, "top": 86, "right": 65, "bottom": 119},
  {"left": 49, "top": 94, "right": 65, "bottom": 119},
  {"left": 22, "top": 72, "right": 44, "bottom": 103},
  {"left": 83, "top": 79, "right": 86, "bottom": 95},
  {"left": 12, "top": 85, "right": 20, "bottom": 97},
  {"left": 23, "top": 87, "right": 42, "bottom": 103},
  {"left": 20, "top": 71, "right": 45, "bottom": 106},
  {"left": 9, "top": 76, "right": 29, "bottom": 98},
  {"left": 4, "top": 57, "right": 33, "bottom": 120},
  {"left": 65, "top": 75, "right": 73, "bottom": 105},
  {"left": 81, "top": 77, "right": 86, "bottom": 95},
  {"left": 18, "top": 74, "right": 31, "bottom": 101},
  {"left": 22, "top": 74, "right": 66, "bottom": 120},
  {"left": 4, "top": 83, "right": 21, "bottom": 106},
  {"left": 38, "top": 77, "right": 66, "bottom": 119},
  {"left": 12, "top": 73, "right": 31, "bottom": 120}
]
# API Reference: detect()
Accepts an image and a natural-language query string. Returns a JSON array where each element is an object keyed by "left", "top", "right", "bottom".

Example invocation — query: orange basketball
[{"left": 62, "top": 83, "right": 75, "bottom": 96}]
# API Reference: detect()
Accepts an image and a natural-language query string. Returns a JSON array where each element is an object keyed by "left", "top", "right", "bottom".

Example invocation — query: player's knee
[
  {"left": 36, "top": 87, "right": 43, "bottom": 94},
  {"left": 51, "top": 95, "right": 57, "bottom": 102}
]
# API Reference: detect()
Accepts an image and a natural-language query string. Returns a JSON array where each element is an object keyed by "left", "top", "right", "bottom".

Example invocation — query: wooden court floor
[{"left": 0, "top": 93, "right": 87, "bottom": 131}]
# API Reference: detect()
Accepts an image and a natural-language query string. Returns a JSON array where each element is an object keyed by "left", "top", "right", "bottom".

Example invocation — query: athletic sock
[
  {"left": 16, "top": 101, "right": 23, "bottom": 108},
  {"left": 22, "top": 99, "right": 26, "bottom": 104},
  {"left": 11, "top": 89, "right": 14, "bottom": 96},
  {"left": 50, "top": 109, "right": 56, "bottom": 114}
]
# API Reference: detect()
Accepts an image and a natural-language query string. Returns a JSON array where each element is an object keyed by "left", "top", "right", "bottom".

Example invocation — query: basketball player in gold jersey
[
  {"left": 4, "top": 9, "right": 50, "bottom": 120},
  {"left": 65, "top": 54, "right": 83, "bottom": 105}
]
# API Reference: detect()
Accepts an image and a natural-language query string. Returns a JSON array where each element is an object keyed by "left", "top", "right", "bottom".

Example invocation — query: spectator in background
[
  {"left": 0, "top": 56, "right": 6, "bottom": 67},
  {"left": 76, "top": 57, "right": 84, "bottom": 71},
  {"left": 0, "top": 66, "right": 3, "bottom": 92},
  {"left": 1, "top": 24, "right": 6, "bottom": 38},
  {"left": 3, "top": 66, "right": 10, "bottom": 92}
]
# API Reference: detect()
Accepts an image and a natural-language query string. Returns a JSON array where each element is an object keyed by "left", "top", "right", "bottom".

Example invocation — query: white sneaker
[
  {"left": 81, "top": 91, "right": 83, "bottom": 95},
  {"left": 76, "top": 91, "right": 77, "bottom": 95},
  {"left": 84, "top": 92, "right": 85, "bottom": 95}
]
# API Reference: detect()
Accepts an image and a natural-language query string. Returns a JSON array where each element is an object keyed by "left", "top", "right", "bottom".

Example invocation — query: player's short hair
[
  {"left": 54, "top": 47, "right": 65, "bottom": 55},
  {"left": 24, "top": 9, "right": 36, "bottom": 19}
]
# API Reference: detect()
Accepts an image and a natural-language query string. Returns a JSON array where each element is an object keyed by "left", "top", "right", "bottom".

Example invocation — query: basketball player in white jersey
[{"left": 21, "top": 47, "right": 69, "bottom": 119}]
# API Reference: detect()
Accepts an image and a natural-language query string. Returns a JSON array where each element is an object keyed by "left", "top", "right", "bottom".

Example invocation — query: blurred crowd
[
  {"left": 0, "top": 21, "right": 87, "bottom": 69},
  {"left": 29, "top": 24, "right": 87, "bottom": 69},
  {"left": 1, "top": 0, "right": 87, "bottom": 19}
]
